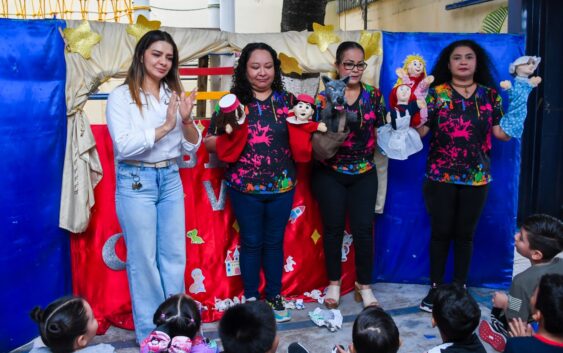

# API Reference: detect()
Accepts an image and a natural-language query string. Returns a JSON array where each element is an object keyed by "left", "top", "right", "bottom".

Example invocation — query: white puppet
[{"left": 377, "top": 84, "right": 424, "bottom": 160}]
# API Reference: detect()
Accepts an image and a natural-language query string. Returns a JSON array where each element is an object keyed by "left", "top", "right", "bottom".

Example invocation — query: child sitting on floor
[
  {"left": 479, "top": 214, "right": 563, "bottom": 352},
  {"left": 140, "top": 294, "right": 218, "bottom": 353},
  {"left": 426, "top": 284, "right": 486, "bottom": 353},
  {"left": 29, "top": 296, "right": 115, "bottom": 353},
  {"left": 218, "top": 301, "right": 278, "bottom": 353},
  {"left": 335, "top": 305, "right": 400, "bottom": 353},
  {"left": 504, "top": 273, "right": 563, "bottom": 352}
]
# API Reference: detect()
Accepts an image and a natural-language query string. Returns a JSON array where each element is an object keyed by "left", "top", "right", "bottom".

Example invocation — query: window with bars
[{"left": 337, "top": 0, "right": 377, "bottom": 13}]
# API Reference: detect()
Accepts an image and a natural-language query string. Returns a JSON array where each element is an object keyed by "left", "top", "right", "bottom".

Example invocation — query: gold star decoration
[
  {"left": 311, "top": 229, "right": 321, "bottom": 245},
  {"left": 232, "top": 221, "right": 240, "bottom": 233},
  {"left": 307, "top": 22, "right": 340, "bottom": 52},
  {"left": 62, "top": 21, "right": 101, "bottom": 59},
  {"left": 279, "top": 53, "right": 303, "bottom": 75},
  {"left": 358, "top": 31, "right": 382, "bottom": 60},
  {"left": 126, "top": 15, "right": 161, "bottom": 42}
]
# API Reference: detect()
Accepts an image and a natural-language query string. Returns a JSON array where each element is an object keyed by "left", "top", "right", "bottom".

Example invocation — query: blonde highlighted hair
[{"left": 395, "top": 54, "right": 427, "bottom": 86}]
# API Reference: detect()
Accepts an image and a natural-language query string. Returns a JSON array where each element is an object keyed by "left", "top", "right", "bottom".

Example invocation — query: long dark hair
[
  {"left": 30, "top": 296, "right": 89, "bottom": 353},
  {"left": 153, "top": 294, "right": 201, "bottom": 339},
  {"left": 231, "top": 42, "right": 284, "bottom": 105},
  {"left": 430, "top": 39, "right": 497, "bottom": 89},
  {"left": 125, "top": 30, "right": 183, "bottom": 110}
]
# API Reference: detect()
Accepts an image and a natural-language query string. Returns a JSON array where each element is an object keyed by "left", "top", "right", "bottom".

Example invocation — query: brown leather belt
[{"left": 122, "top": 159, "right": 176, "bottom": 168}]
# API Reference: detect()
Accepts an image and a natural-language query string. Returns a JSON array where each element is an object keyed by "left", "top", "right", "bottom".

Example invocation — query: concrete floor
[{"left": 13, "top": 251, "right": 530, "bottom": 353}]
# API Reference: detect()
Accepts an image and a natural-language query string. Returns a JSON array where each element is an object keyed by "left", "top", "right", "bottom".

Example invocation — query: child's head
[
  {"left": 219, "top": 301, "right": 278, "bottom": 353},
  {"left": 432, "top": 284, "right": 480, "bottom": 343},
  {"left": 153, "top": 294, "right": 201, "bottom": 339},
  {"left": 30, "top": 296, "right": 98, "bottom": 353},
  {"left": 351, "top": 306, "right": 400, "bottom": 353},
  {"left": 532, "top": 273, "right": 563, "bottom": 334},
  {"left": 515, "top": 214, "right": 563, "bottom": 262}
]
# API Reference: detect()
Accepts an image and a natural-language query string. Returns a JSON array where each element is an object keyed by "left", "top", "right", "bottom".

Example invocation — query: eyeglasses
[{"left": 342, "top": 61, "right": 368, "bottom": 71}]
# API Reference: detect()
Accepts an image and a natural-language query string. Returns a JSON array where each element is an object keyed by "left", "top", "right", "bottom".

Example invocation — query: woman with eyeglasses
[{"left": 312, "top": 41, "right": 386, "bottom": 309}]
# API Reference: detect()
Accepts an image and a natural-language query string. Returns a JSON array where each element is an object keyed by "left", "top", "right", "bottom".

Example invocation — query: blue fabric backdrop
[
  {"left": 374, "top": 32, "right": 525, "bottom": 288},
  {"left": 0, "top": 19, "right": 69, "bottom": 351}
]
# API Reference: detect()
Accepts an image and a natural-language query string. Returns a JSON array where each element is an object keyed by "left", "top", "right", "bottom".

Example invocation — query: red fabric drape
[{"left": 71, "top": 123, "right": 356, "bottom": 332}]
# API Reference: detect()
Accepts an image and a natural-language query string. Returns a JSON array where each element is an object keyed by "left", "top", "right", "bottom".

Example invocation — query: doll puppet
[
  {"left": 499, "top": 56, "right": 542, "bottom": 139},
  {"left": 215, "top": 94, "right": 248, "bottom": 163},
  {"left": 377, "top": 84, "right": 423, "bottom": 160},
  {"left": 394, "top": 54, "right": 434, "bottom": 127},
  {"left": 286, "top": 94, "right": 327, "bottom": 163}
]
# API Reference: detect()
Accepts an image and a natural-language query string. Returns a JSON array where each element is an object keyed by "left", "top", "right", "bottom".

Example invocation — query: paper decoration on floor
[
  {"left": 186, "top": 229, "right": 204, "bottom": 244},
  {"left": 308, "top": 308, "right": 343, "bottom": 332},
  {"left": 358, "top": 31, "right": 382, "bottom": 60},
  {"left": 304, "top": 289, "right": 324, "bottom": 304},
  {"left": 284, "top": 298, "right": 305, "bottom": 310},
  {"left": 307, "top": 23, "right": 340, "bottom": 52},
  {"left": 289, "top": 205, "right": 305, "bottom": 224},
  {"left": 284, "top": 256, "right": 297, "bottom": 272},
  {"left": 189, "top": 268, "right": 206, "bottom": 294},
  {"left": 279, "top": 53, "right": 303, "bottom": 75},
  {"left": 311, "top": 229, "right": 321, "bottom": 245},
  {"left": 126, "top": 15, "right": 161, "bottom": 42},
  {"left": 214, "top": 295, "right": 247, "bottom": 312},
  {"left": 341, "top": 230, "right": 353, "bottom": 262},
  {"left": 62, "top": 21, "right": 101, "bottom": 59},
  {"left": 225, "top": 246, "right": 241, "bottom": 277}
]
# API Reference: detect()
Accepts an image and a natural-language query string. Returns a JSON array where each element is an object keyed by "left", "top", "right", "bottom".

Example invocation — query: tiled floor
[{"left": 13, "top": 250, "right": 530, "bottom": 353}]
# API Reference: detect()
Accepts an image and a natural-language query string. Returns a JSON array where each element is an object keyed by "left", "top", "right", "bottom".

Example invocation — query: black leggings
[
  {"left": 312, "top": 165, "right": 378, "bottom": 284},
  {"left": 423, "top": 180, "right": 489, "bottom": 285}
]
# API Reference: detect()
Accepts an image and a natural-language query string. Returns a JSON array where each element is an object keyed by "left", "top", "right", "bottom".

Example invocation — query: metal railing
[{"left": 337, "top": 0, "right": 377, "bottom": 14}]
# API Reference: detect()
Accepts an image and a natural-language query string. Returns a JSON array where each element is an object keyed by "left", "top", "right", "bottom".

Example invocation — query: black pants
[
  {"left": 312, "top": 165, "right": 378, "bottom": 284},
  {"left": 423, "top": 180, "right": 489, "bottom": 285}
]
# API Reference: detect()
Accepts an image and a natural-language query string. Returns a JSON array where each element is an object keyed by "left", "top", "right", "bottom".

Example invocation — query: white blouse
[{"left": 106, "top": 83, "right": 201, "bottom": 163}]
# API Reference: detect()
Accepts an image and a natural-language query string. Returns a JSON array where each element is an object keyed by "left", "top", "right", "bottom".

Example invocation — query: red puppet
[
  {"left": 286, "top": 94, "right": 327, "bottom": 163},
  {"left": 215, "top": 94, "right": 248, "bottom": 163}
]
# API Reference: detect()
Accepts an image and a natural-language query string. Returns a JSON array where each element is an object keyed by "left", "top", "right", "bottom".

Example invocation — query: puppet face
[
  {"left": 515, "top": 61, "right": 537, "bottom": 77},
  {"left": 407, "top": 59, "right": 424, "bottom": 77},
  {"left": 293, "top": 101, "right": 314, "bottom": 121},
  {"left": 396, "top": 85, "right": 412, "bottom": 103}
]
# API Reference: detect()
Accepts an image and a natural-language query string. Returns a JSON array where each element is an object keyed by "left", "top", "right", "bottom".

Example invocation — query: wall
[{"left": 339, "top": 0, "right": 508, "bottom": 32}]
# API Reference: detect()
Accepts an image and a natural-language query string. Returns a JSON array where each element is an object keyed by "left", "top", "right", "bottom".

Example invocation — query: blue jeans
[
  {"left": 227, "top": 187, "right": 295, "bottom": 299},
  {"left": 115, "top": 162, "right": 186, "bottom": 342}
]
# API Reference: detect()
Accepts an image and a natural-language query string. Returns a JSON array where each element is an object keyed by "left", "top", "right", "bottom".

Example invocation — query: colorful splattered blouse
[
  {"left": 316, "top": 83, "right": 386, "bottom": 174},
  {"left": 208, "top": 91, "right": 296, "bottom": 194},
  {"left": 425, "top": 83, "right": 503, "bottom": 186}
]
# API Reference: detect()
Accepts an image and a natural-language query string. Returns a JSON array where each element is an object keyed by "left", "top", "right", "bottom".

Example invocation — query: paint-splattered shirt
[
  {"left": 425, "top": 83, "right": 503, "bottom": 186},
  {"left": 208, "top": 91, "right": 296, "bottom": 194},
  {"left": 316, "top": 83, "right": 386, "bottom": 174}
]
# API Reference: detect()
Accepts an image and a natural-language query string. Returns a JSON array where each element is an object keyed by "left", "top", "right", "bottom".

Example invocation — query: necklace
[{"left": 450, "top": 81, "right": 475, "bottom": 96}]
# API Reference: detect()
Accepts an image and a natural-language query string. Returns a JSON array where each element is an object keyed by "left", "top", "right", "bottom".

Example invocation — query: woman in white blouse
[{"left": 106, "top": 30, "right": 201, "bottom": 343}]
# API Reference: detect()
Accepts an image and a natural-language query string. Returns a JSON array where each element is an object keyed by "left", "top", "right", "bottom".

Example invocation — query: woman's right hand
[
  {"left": 164, "top": 91, "right": 180, "bottom": 131},
  {"left": 155, "top": 92, "right": 179, "bottom": 142}
]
